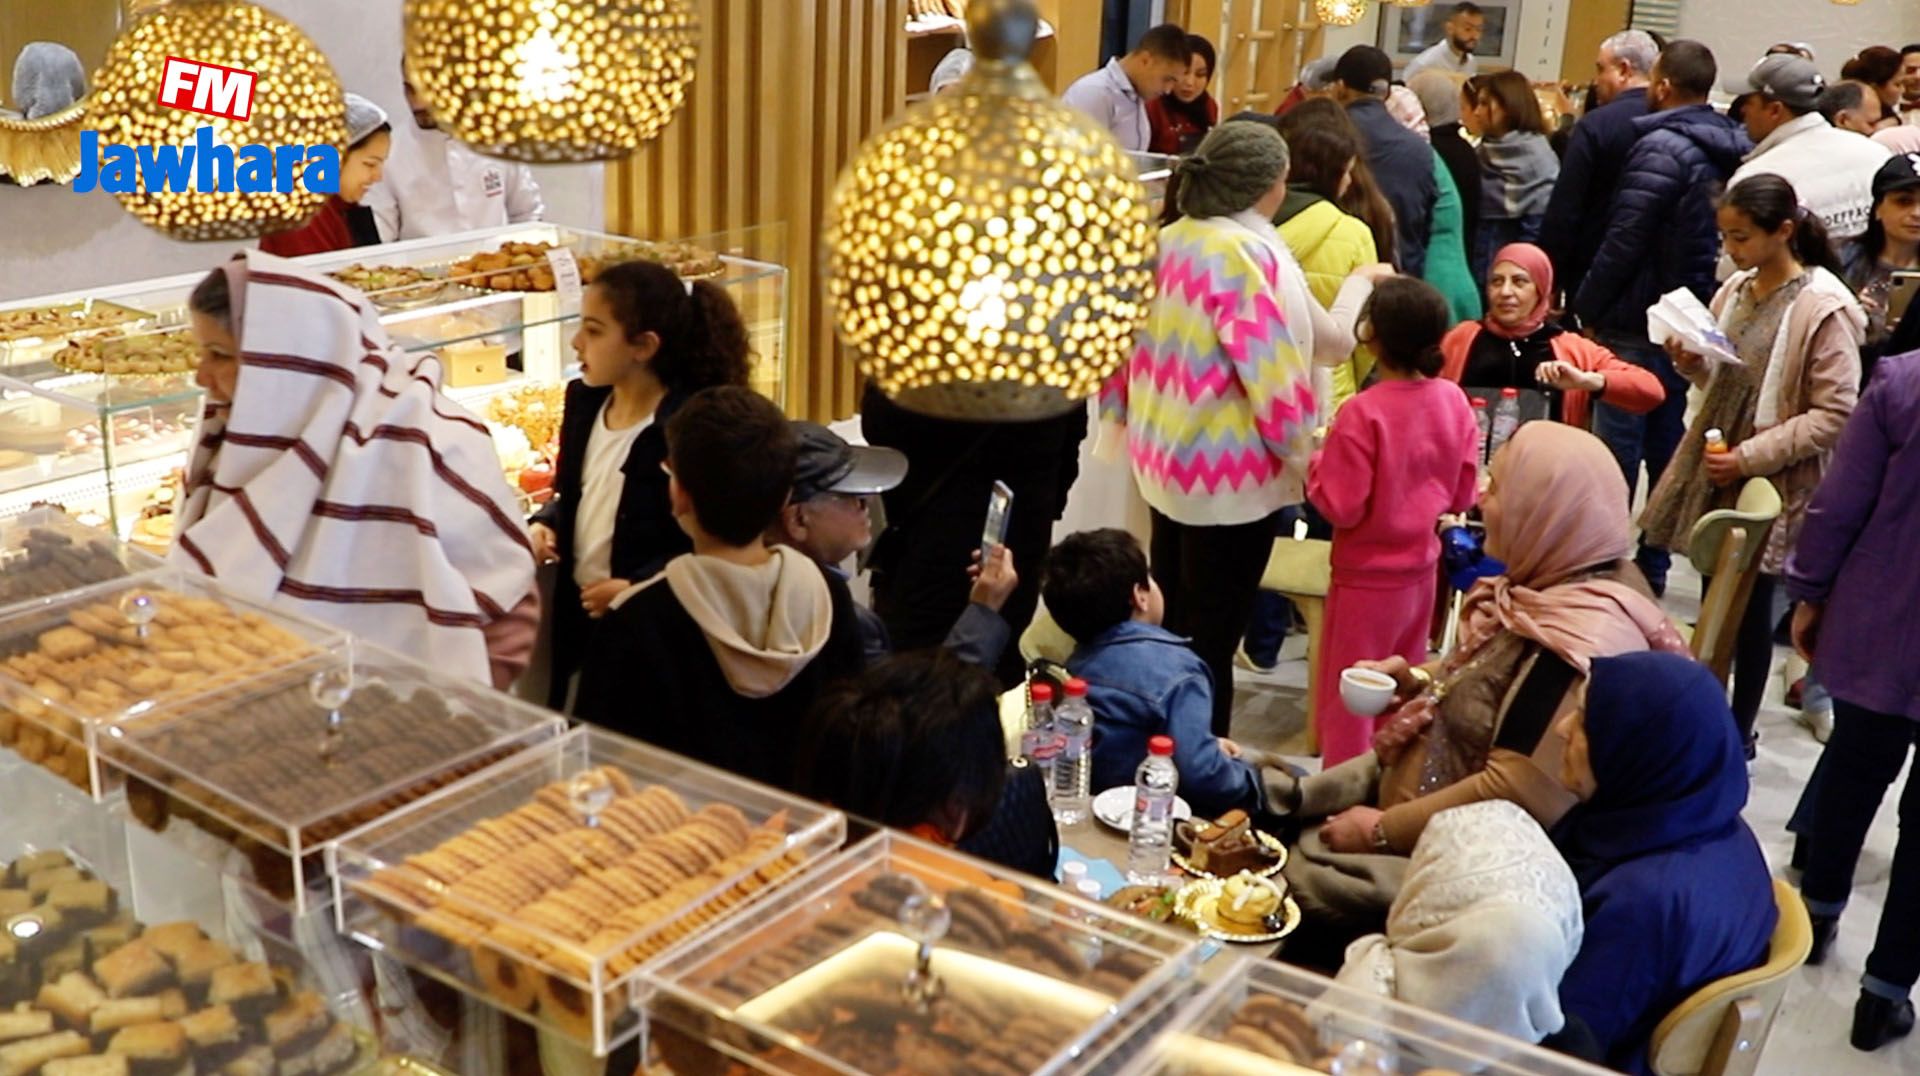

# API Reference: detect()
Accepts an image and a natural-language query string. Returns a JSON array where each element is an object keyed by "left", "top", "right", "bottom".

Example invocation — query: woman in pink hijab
[
  {"left": 1267, "top": 423, "right": 1689, "bottom": 932},
  {"left": 1438, "top": 242, "right": 1664, "bottom": 429}
]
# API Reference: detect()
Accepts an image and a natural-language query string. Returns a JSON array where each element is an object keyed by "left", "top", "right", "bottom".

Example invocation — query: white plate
[{"left": 1092, "top": 786, "right": 1194, "bottom": 832}]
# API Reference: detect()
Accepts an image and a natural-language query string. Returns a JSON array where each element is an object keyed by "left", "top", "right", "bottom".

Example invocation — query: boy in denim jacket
[{"left": 1042, "top": 529, "right": 1263, "bottom": 816}]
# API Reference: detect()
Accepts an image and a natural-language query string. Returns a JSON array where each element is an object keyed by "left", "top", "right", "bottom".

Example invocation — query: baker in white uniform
[{"left": 363, "top": 68, "right": 546, "bottom": 241}]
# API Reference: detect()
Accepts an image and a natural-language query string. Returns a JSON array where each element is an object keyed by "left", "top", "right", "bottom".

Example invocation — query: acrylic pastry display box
[
  {"left": 92, "top": 638, "right": 566, "bottom": 916},
  {"left": 0, "top": 569, "right": 348, "bottom": 797},
  {"left": 635, "top": 830, "right": 1208, "bottom": 1076},
  {"left": 0, "top": 507, "right": 163, "bottom": 619},
  {"left": 331, "top": 725, "right": 848, "bottom": 1057},
  {"left": 1109, "top": 957, "right": 1616, "bottom": 1076}
]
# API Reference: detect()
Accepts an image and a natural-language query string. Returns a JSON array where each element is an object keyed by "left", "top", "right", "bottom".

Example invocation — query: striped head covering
[{"left": 171, "top": 250, "right": 536, "bottom": 684}]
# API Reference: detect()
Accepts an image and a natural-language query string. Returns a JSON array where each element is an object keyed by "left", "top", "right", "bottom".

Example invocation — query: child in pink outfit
[{"left": 1308, "top": 278, "right": 1481, "bottom": 764}]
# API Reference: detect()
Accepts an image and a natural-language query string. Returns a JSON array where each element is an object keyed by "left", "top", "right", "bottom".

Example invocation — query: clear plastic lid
[
  {"left": 95, "top": 638, "right": 565, "bottom": 914},
  {"left": 639, "top": 830, "right": 1205, "bottom": 1076},
  {"left": 332, "top": 725, "right": 847, "bottom": 1056},
  {"left": 1104, "top": 957, "right": 1616, "bottom": 1076},
  {"left": 0, "top": 569, "right": 347, "bottom": 796},
  {"left": 0, "top": 508, "right": 162, "bottom": 618}
]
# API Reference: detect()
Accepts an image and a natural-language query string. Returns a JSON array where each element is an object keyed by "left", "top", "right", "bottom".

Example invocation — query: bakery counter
[
  {"left": 636, "top": 829, "right": 1205, "bottom": 1076},
  {"left": 0, "top": 570, "right": 347, "bottom": 797},
  {"left": 333, "top": 726, "right": 845, "bottom": 1057},
  {"left": 1111, "top": 957, "right": 1613, "bottom": 1076},
  {"left": 94, "top": 640, "right": 566, "bottom": 918}
]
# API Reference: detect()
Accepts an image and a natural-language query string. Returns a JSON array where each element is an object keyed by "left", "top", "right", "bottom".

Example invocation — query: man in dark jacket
[
  {"left": 1542, "top": 29, "right": 1657, "bottom": 300},
  {"left": 1573, "top": 40, "right": 1750, "bottom": 596},
  {"left": 1330, "top": 46, "right": 1437, "bottom": 277}
]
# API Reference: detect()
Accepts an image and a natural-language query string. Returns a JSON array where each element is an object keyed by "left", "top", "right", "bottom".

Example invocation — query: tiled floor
[{"left": 1226, "top": 564, "right": 1917, "bottom": 1074}]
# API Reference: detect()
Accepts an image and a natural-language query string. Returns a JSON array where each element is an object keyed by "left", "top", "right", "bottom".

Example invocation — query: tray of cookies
[
  {"left": 636, "top": 830, "right": 1205, "bottom": 1076},
  {"left": 0, "top": 571, "right": 347, "bottom": 797},
  {"left": 1108, "top": 957, "right": 1615, "bottom": 1076},
  {"left": 0, "top": 845, "right": 389, "bottom": 1076},
  {"left": 0, "top": 301, "right": 151, "bottom": 346},
  {"left": 0, "top": 509, "right": 162, "bottom": 620},
  {"left": 331, "top": 726, "right": 847, "bottom": 1057},
  {"left": 93, "top": 641, "right": 564, "bottom": 915}
]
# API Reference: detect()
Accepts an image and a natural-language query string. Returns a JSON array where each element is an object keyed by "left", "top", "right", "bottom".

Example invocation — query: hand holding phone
[{"left": 981, "top": 481, "right": 1013, "bottom": 556}]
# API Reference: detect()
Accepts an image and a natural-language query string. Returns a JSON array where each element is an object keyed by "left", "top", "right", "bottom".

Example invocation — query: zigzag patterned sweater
[{"left": 1102, "top": 214, "right": 1320, "bottom": 526}]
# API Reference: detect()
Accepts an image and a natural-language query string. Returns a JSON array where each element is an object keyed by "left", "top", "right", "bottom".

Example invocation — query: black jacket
[
  {"left": 574, "top": 563, "right": 866, "bottom": 790},
  {"left": 1347, "top": 98, "right": 1437, "bottom": 278},
  {"left": 1573, "top": 105, "right": 1750, "bottom": 335},
  {"left": 531, "top": 382, "right": 692, "bottom": 706},
  {"left": 1541, "top": 87, "right": 1650, "bottom": 302},
  {"left": 1430, "top": 122, "right": 1483, "bottom": 264}
]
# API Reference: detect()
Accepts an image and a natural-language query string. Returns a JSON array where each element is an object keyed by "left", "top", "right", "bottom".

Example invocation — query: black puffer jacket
[{"left": 1572, "top": 104, "right": 1750, "bottom": 334}]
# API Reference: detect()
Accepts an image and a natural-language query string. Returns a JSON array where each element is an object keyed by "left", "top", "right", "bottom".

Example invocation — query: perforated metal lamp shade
[
  {"left": 90, "top": 0, "right": 345, "bottom": 240},
  {"left": 1316, "top": 0, "right": 1370, "bottom": 26},
  {"left": 402, "top": 0, "right": 698, "bottom": 163},
  {"left": 825, "top": 0, "right": 1157, "bottom": 421}
]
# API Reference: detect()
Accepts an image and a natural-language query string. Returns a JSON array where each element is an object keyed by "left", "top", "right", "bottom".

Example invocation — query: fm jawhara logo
[{"left": 74, "top": 56, "right": 340, "bottom": 195}]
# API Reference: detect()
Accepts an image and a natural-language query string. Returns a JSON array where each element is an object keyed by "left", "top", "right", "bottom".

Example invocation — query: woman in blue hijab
[{"left": 1553, "top": 651, "right": 1777, "bottom": 1075}]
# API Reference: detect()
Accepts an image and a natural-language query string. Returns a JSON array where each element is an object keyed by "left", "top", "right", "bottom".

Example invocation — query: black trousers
[
  {"left": 1149, "top": 508, "right": 1280, "bottom": 738},
  {"left": 1802, "top": 700, "right": 1920, "bottom": 993}
]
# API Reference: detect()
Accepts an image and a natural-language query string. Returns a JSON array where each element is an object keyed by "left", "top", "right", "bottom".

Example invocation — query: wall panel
[{"left": 607, "top": 0, "right": 911, "bottom": 421}]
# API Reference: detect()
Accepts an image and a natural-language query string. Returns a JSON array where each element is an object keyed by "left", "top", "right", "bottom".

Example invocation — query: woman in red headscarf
[{"left": 1439, "top": 242, "right": 1664, "bottom": 429}]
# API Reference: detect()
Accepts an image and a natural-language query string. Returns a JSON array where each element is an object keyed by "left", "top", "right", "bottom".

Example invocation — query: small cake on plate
[{"left": 1216, "top": 873, "right": 1286, "bottom": 932}]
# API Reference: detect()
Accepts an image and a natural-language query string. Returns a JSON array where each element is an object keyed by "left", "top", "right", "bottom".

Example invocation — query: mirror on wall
[{"left": 0, "top": 0, "right": 126, "bottom": 187}]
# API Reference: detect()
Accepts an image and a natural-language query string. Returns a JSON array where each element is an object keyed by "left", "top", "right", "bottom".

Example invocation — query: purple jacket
[{"left": 1786, "top": 352, "right": 1920, "bottom": 721}]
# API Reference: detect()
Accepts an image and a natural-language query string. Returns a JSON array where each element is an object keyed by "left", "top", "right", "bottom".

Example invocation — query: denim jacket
[{"left": 1069, "top": 621, "right": 1262, "bottom": 816}]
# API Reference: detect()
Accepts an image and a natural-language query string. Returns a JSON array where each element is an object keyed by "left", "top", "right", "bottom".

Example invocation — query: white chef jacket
[{"left": 363, "top": 124, "right": 546, "bottom": 242}]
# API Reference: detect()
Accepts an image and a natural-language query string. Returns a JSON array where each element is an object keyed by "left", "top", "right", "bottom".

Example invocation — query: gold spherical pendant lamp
[
  {"left": 89, "top": 0, "right": 345, "bottom": 240},
  {"left": 402, "top": 0, "right": 698, "bottom": 163},
  {"left": 1316, "top": 0, "right": 1370, "bottom": 26},
  {"left": 826, "top": 0, "right": 1157, "bottom": 421}
]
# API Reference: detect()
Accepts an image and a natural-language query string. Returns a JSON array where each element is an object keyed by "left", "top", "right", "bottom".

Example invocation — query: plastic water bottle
[
  {"left": 1020, "top": 681, "right": 1057, "bottom": 779},
  {"left": 1470, "top": 397, "right": 1491, "bottom": 469},
  {"left": 1126, "top": 735, "right": 1179, "bottom": 885},
  {"left": 1050, "top": 678, "right": 1094, "bottom": 825},
  {"left": 1488, "top": 387, "right": 1521, "bottom": 459}
]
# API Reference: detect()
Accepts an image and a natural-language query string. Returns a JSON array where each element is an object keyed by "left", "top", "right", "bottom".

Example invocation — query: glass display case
[
  {"left": 637, "top": 830, "right": 1206, "bottom": 1076},
  {"left": 332, "top": 725, "right": 847, "bottom": 1057},
  {"left": 1128, "top": 150, "right": 1181, "bottom": 220},
  {"left": 0, "top": 755, "right": 448, "bottom": 1076},
  {"left": 98, "top": 639, "right": 566, "bottom": 915},
  {"left": 1104, "top": 957, "right": 1616, "bottom": 1076},
  {"left": 0, "top": 568, "right": 348, "bottom": 796},
  {"left": 0, "top": 222, "right": 792, "bottom": 534}
]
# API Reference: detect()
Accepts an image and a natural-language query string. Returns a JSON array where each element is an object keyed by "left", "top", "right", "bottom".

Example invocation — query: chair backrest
[
  {"left": 1685, "top": 479, "right": 1784, "bottom": 685},
  {"left": 1649, "top": 879, "right": 1813, "bottom": 1076},
  {"left": 1018, "top": 606, "right": 1076, "bottom": 666}
]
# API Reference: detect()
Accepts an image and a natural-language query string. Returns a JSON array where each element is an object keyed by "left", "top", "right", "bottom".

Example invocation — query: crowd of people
[{"left": 150, "top": 12, "right": 1920, "bottom": 1074}]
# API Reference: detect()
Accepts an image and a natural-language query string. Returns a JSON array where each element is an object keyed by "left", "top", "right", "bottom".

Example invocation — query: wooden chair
[
  {"left": 1649, "top": 879, "right": 1813, "bottom": 1076},
  {"left": 1258, "top": 538, "right": 1332, "bottom": 756},
  {"left": 1684, "top": 479, "right": 1783, "bottom": 686}
]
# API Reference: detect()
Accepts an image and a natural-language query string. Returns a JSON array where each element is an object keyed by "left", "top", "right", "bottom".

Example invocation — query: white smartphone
[{"left": 982, "top": 481, "right": 1013, "bottom": 555}]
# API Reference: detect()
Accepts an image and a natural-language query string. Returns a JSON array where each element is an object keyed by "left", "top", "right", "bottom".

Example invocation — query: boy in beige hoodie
[{"left": 576, "top": 387, "right": 865, "bottom": 787}]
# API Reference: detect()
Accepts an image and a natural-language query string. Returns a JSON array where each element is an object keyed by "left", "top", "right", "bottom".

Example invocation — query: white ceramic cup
[{"left": 1340, "top": 667, "right": 1399, "bottom": 717}]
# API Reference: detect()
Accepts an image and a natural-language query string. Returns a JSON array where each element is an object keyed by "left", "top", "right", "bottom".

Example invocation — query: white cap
[
  {"left": 1074, "top": 878, "right": 1104, "bottom": 901},
  {"left": 344, "top": 93, "right": 389, "bottom": 147},
  {"left": 1060, "top": 861, "right": 1088, "bottom": 883}
]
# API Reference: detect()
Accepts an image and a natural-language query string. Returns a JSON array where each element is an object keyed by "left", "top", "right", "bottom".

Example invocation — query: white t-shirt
[{"left": 573, "top": 402, "right": 652, "bottom": 588}]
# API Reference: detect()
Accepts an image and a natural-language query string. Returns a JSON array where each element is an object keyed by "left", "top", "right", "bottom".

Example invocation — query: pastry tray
[
  {"left": 636, "top": 830, "right": 1207, "bottom": 1076},
  {"left": 0, "top": 569, "right": 348, "bottom": 798},
  {"left": 0, "top": 299, "right": 152, "bottom": 344},
  {"left": 331, "top": 725, "right": 847, "bottom": 1057},
  {"left": 0, "top": 507, "right": 164, "bottom": 619},
  {"left": 95, "top": 639, "right": 565, "bottom": 916},
  {"left": 1107, "top": 958, "right": 1617, "bottom": 1076}
]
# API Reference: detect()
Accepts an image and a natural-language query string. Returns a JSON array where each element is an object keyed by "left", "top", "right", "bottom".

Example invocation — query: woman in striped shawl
[{"left": 176, "top": 250, "right": 539, "bottom": 688}]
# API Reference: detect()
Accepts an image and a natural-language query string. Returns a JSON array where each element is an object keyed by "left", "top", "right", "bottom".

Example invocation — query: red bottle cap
[
  {"left": 1471, "top": 397, "right": 1488, "bottom": 407},
  {"left": 1065, "top": 678, "right": 1089, "bottom": 697},
  {"left": 1030, "top": 682, "right": 1053, "bottom": 702},
  {"left": 1148, "top": 735, "right": 1174, "bottom": 756},
  {"left": 1501, "top": 387, "right": 1519, "bottom": 397}
]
